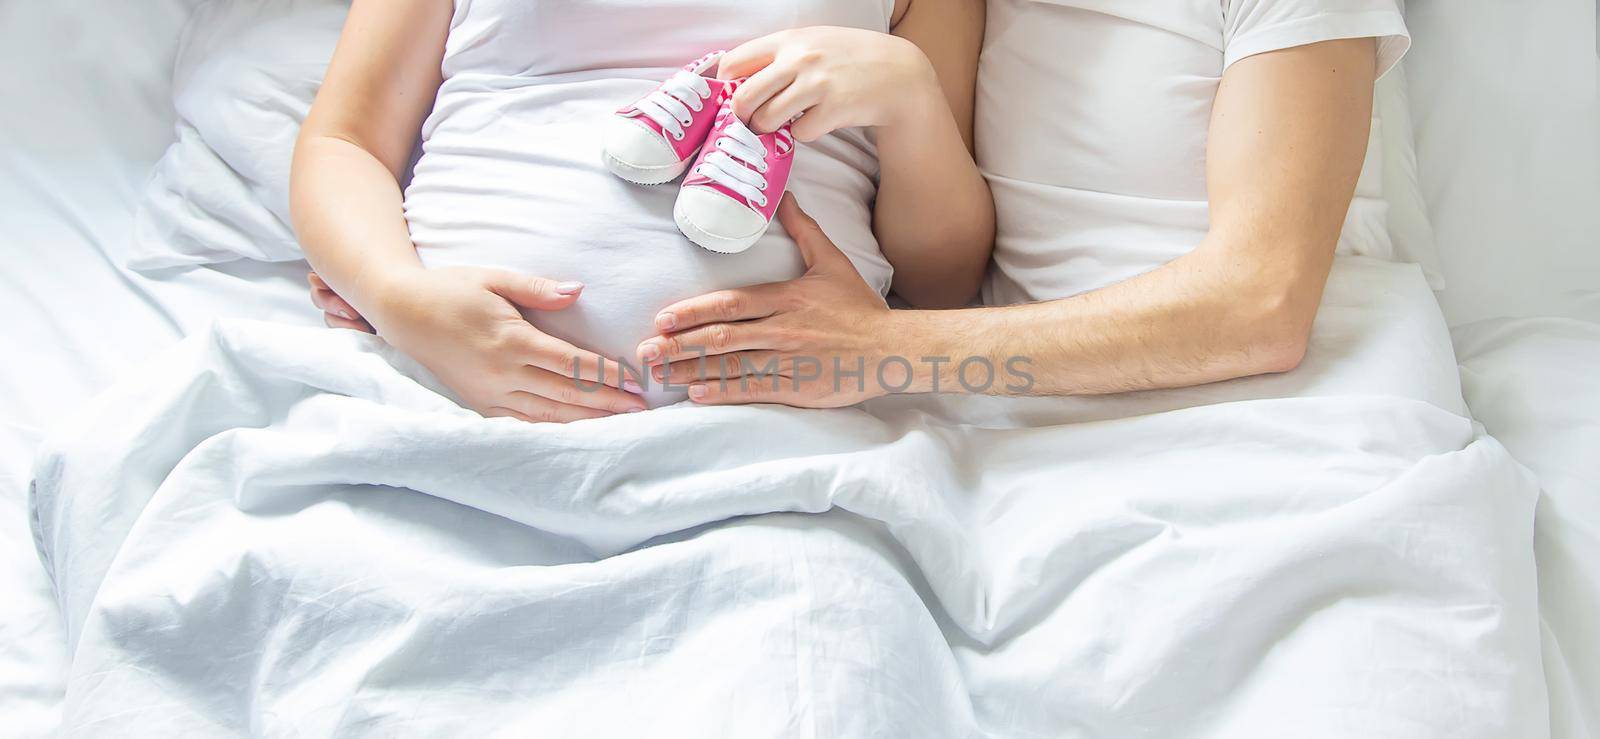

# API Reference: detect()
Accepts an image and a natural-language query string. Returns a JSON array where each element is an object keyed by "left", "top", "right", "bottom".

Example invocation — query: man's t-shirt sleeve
[{"left": 1223, "top": 0, "right": 1411, "bottom": 77}]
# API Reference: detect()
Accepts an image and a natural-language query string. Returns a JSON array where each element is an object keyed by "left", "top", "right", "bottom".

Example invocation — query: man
[{"left": 635, "top": 2, "right": 1409, "bottom": 408}]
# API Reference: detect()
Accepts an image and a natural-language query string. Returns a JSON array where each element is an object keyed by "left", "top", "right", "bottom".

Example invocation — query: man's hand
[{"left": 640, "top": 194, "right": 906, "bottom": 408}]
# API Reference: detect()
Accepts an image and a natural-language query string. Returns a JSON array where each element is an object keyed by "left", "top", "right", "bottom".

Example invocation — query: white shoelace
[
  {"left": 633, "top": 70, "right": 712, "bottom": 141},
  {"left": 695, "top": 116, "right": 772, "bottom": 206}
]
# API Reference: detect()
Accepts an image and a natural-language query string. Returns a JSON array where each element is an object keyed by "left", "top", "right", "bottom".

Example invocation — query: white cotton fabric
[
  {"left": 128, "top": 0, "right": 348, "bottom": 269},
  {"left": 1373, "top": 59, "right": 1446, "bottom": 289},
  {"left": 1453, "top": 317, "right": 1600, "bottom": 739},
  {"left": 0, "top": 1, "right": 203, "bottom": 733},
  {"left": 10, "top": 1, "right": 1590, "bottom": 736},
  {"left": 405, "top": 0, "right": 896, "bottom": 407},
  {"left": 30, "top": 256, "right": 1548, "bottom": 737},
  {"left": 1405, "top": 0, "right": 1600, "bottom": 326},
  {"left": 978, "top": 0, "right": 1411, "bottom": 305},
  {"left": 0, "top": 1, "right": 331, "bottom": 733}
]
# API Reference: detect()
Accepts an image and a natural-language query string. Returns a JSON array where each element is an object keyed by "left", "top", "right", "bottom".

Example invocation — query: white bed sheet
[
  {"left": 1403, "top": 4, "right": 1600, "bottom": 736},
  {"left": 1454, "top": 318, "right": 1600, "bottom": 739},
  {"left": 16, "top": 1, "right": 1553, "bottom": 728},
  {"left": 0, "top": 2, "right": 187, "bottom": 732},
  {"left": 2, "top": 1, "right": 1590, "bottom": 737},
  {"left": 0, "top": 1, "right": 319, "bottom": 734},
  {"left": 33, "top": 257, "right": 1551, "bottom": 737}
]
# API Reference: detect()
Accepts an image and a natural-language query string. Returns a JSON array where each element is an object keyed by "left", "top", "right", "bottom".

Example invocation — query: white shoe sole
[
  {"left": 674, "top": 198, "right": 764, "bottom": 254},
  {"left": 602, "top": 149, "right": 694, "bottom": 186}
]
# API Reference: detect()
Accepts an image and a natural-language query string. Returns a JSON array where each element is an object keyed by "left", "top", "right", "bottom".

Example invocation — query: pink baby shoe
[
  {"left": 602, "top": 51, "right": 730, "bottom": 185},
  {"left": 673, "top": 87, "right": 796, "bottom": 254}
]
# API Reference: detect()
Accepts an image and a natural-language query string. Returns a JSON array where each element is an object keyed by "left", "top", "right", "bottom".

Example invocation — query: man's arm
[
  {"left": 643, "top": 37, "right": 1378, "bottom": 404},
  {"left": 906, "top": 38, "right": 1378, "bottom": 394}
]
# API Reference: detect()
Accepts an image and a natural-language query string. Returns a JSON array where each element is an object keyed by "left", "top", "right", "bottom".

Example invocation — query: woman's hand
[
  {"left": 309, "top": 271, "right": 377, "bottom": 334},
  {"left": 338, "top": 267, "right": 647, "bottom": 422},
  {"left": 639, "top": 194, "right": 919, "bottom": 408},
  {"left": 718, "top": 26, "right": 943, "bottom": 141}
]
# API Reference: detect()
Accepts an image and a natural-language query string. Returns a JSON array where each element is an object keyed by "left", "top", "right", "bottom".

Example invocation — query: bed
[
  {"left": 2, "top": 0, "right": 1594, "bottom": 736},
  {"left": 1403, "top": 4, "right": 1600, "bottom": 737},
  {"left": 0, "top": 2, "right": 319, "bottom": 734}
]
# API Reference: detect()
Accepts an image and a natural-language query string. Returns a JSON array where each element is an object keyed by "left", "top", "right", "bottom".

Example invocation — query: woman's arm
[
  {"left": 644, "top": 38, "right": 1378, "bottom": 404},
  {"left": 877, "top": 0, "right": 994, "bottom": 308},
  {"left": 292, "top": 0, "right": 644, "bottom": 420},
  {"left": 715, "top": 0, "right": 995, "bottom": 309},
  {"left": 292, "top": 0, "right": 445, "bottom": 316}
]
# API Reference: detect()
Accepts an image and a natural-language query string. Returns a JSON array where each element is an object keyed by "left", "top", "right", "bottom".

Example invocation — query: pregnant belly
[
  {"left": 406, "top": 160, "right": 805, "bottom": 408},
  {"left": 405, "top": 80, "right": 887, "bottom": 407}
]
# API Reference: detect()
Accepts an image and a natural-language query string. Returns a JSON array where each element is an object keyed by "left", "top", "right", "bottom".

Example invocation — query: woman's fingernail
[
  {"left": 639, "top": 343, "right": 661, "bottom": 362},
  {"left": 336, "top": 309, "right": 351, "bottom": 319},
  {"left": 652, "top": 366, "right": 665, "bottom": 382},
  {"left": 622, "top": 379, "right": 644, "bottom": 394},
  {"left": 655, "top": 312, "right": 676, "bottom": 331},
  {"left": 556, "top": 281, "right": 584, "bottom": 295},
  {"left": 687, "top": 384, "right": 707, "bottom": 400},
  {"left": 627, "top": 407, "right": 645, "bottom": 414}
]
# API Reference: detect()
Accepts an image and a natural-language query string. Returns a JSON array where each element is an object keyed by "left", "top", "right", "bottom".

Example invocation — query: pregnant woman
[{"left": 290, "top": 0, "right": 992, "bottom": 419}]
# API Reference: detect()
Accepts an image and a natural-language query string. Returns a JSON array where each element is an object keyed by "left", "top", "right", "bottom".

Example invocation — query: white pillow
[
  {"left": 1334, "top": 0, "right": 1444, "bottom": 289},
  {"left": 1373, "top": 63, "right": 1444, "bottom": 289},
  {"left": 127, "top": 0, "right": 347, "bottom": 269},
  {"left": 1404, "top": 0, "right": 1600, "bottom": 324}
]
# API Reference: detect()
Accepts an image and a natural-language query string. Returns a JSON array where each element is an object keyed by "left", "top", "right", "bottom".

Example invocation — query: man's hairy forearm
[{"left": 893, "top": 231, "right": 1321, "bottom": 396}]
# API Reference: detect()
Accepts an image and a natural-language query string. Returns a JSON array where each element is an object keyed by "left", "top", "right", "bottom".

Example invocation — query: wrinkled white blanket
[{"left": 31, "top": 259, "right": 1549, "bottom": 737}]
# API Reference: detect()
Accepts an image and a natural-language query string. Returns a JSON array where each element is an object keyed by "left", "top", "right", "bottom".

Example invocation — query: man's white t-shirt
[{"left": 978, "top": 0, "right": 1410, "bottom": 305}]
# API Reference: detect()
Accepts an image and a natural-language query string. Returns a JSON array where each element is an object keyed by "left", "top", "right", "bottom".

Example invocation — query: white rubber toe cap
[
  {"left": 601, "top": 116, "right": 689, "bottom": 185},
  {"left": 674, "top": 186, "right": 769, "bottom": 254}
]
